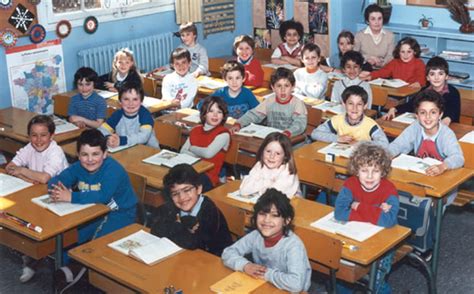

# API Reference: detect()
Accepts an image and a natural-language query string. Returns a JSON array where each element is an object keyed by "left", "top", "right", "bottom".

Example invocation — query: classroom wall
[{"left": 0, "top": 0, "right": 253, "bottom": 109}]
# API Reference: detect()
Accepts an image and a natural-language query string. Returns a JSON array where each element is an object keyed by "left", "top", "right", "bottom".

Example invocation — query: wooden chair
[
  {"left": 262, "top": 66, "right": 274, "bottom": 89},
  {"left": 212, "top": 198, "right": 246, "bottom": 240},
  {"left": 294, "top": 226, "right": 342, "bottom": 294},
  {"left": 255, "top": 48, "right": 272, "bottom": 64},
  {"left": 224, "top": 141, "right": 241, "bottom": 179},
  {"left": 208, "top": 57, "right": 228, "bottom": 78},
  {"left": 325, "top": 80, "right": 334, "bottom": 99},
  {"left": 371, "top": 86, "right": 388, "bottom": 117},
  {"left": 295, "top": 155, "right": 336, "bottom": 203},
  {"left": 306, "top": 107, "right": 323, "bottom": 137},
  {"left": 143, "top": 75, "right": 158, "bottom": 98},
  {"left": 154, "top": 120, "right": 183, "bottom": 151},
  {"left": 128, "top": 172, "right": 148, "bottom": 226}
]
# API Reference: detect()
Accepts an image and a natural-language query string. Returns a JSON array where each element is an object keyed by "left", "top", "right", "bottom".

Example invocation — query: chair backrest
[
  {"left": 212, "top": 198, "right": 246, "bottom": 238},
  {"left": 208, "top": 57, "right": 228, "bottom": 78},
  {"left": 224, "top": 141, "right": 240, "bottom": 165},
  {"left": 294, "top": 226, "right": 342, "bottom": 271},
  {"left": 143, "top": 75, "right": 158, "bottom": 97},
  {"left": 371, "top": 86, "right": 388, "bottom": 116},
  {"left": 154, "top": 120, "right": 183, "bottom": 151},
  {"left": 128, "top": 172, "right": 147, "bottom": 225},
  {"left": 325, "top": 80, "right": 334, "bottom": 99},
  {"left": 255, "top": 48, "right": 272, "bottom": 63},
  {"left": 262, "top": 66, "right": 274, "bottom": 89},
  {"left": 306, "top": 108, "right": 323, "bottom": 136},
  {"left": 295, "top": 156, "right": 336, "bottom": 191}
]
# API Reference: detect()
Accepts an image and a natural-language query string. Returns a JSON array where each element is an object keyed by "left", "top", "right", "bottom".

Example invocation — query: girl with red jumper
[{"left": 234, "top": 35, "right": 264, "bottom": 87}]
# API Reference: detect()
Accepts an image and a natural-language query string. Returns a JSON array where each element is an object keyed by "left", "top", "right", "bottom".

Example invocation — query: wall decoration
[
  {"left": 253, "top": 0, "right": 266, "bottom": 28},
  {"left": 8, "top": 3, "right": 35, "bottom": 34},
  {"left": 56, "top": 20, "right": 72, "bottom": 39},
  {"left": 28, "top": 0, "right": 41, "bottom": 4},
  {"left": 202, "top": 0, "right": 234, "bottom": 37},
  {"left": 309, "top": 1, "right": 328, "bottom": 35},
  {"left": 6, "top": 39, "right": 67, "bottom": 114},
  {"left": 0, "top": 0, "right": 13, "bottom": 10},
  {"left": 29, "top": 24, "right": 46, "bottom": 44},
  {"left": 265, "top": 0, "right": 284, "bottom": 29},
  {"left": 84, "top": 16, "right": 98, "bottom": 34},
  {"left": 0, "top": 28, "right": 18, "bottom": 48},
  {"left": 254, "top": 28, "right": 272, "bottom": 48}
]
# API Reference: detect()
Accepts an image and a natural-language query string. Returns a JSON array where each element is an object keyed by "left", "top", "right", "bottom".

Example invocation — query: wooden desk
[
  {"left": 0, "top": 182, "right": 109, "bottom": 269},
  {"left": 206, "top": 180, "right": 410, "bottom": 291},
  {"left": 69, "top": 224, "right": 283, "bottom": 293},
  {"left": 0, "top": 107, "right": 83, "bottom": 154},
  {"left": 109, "top": 145, "right": 214, "bottom": 189}
]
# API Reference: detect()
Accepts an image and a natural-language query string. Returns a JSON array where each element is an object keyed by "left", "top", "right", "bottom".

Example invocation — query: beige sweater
[{"left": 354, "top": 28, "right": 395, "bottom": 68}]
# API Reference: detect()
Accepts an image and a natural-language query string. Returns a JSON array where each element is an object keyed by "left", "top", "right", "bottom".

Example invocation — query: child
[
  {"left": 271, "top": 19, "right": 304, "bottom": 67},
  {"left": 68, "top": 67, "right": 107, "bottom": 128},
  {"left": 311, "top": 85, "right": 389, "bottom": 147},
  {"left": 325, "top": 30, "right": 355, "bottom": 73},
  {"left": 180, "top": 96, "right": 230, "bottom": 190},
  {"left": 294, "top": 43, "right": 328, "bottom": 99},
  {"left": 331, "top": 50, "right": 373, "bottom": 108},
  {"left": 5, "top": 115, "right": 68, "bottom": 283},
  {"left": 177, "top": 22, "right": 209, "bottom": 77},
  {"left": 388, "top": 90, "right": 464, "bottom": 204},
  {"left": 97, "top": 48, "right": 143, "bottom": 92},
  {"left": 234, "top": 35, "right": 264, "bottom": 88},
  {"left": 49, "top": 129, "right": 137, "bottom": 287},
  {"left": 99, "top": 82, "right": 160, "bottom": 149},
  {"left": 222, "top": 188, "right": 312, "bottom": 293},
  {"left": 240, "top": 132, "right": 300, "bottom": 198},
  {"left": 360, "top": 37, "right": 426, "bottom": 88},
  {"left": 212, "top": 60, "right": 259, "bottom": 119},
  {"left": 151, "top": 164, "right": 232, "bottom": 256},
  {"left": 383, "top": 56, "right": 460, "bottom": 125},
  {"left": 334, "top": 142, "right": 399, "bottom": 293},
  {"left": 161, "top": 47, "right": 198, "bottom": 109},
  {"left": 233, "top": 67, "right": 307, "bottom": 138}
]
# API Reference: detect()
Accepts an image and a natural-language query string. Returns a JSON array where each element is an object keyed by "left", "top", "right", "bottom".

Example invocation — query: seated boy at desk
[
  {"left": 177, "top": 22, "right": 209, "bottom": 78},
  {"left": 48, "top": 129, "right": 137, "bottom": 290},
  {"left": 68, "top": 67, "right": 107, "bottom": 128},
  {"left": 232, "top": 67, "right": 307, "bottom": 138},
  {"left": 151, "top": 164, "right": 233, "bottom": 256},
  {"left": 99, "top": 82, "right": 160, "bottom": 149},
  {"left": 311, "top": 85, "right": 388, "bottom": 147},
  {"left": 211, "top": 60, "right": 259, "bottom": 119}
]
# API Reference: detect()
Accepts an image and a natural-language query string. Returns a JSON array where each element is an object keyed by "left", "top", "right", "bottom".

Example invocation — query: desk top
[
  {"left": 206, "top": 181, "right": 410, "bottom": 265},
  {"left": 0, "top": 183, "right": 109, "bottom": 241},
  {"left": 69, "top": 224, "right": 283, "bottom": 293},
  {"left": 0, "top": 107, "right": 83, "bottom": 144},
  {"left": 110, "top": 145, "right": 214, "bottom": 189},
  {"left": 294, "top": 141, "right": 474, "bottom": 198}
]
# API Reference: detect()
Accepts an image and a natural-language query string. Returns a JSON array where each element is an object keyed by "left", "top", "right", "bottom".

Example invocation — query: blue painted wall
[{"left": 0, "top": 0, "right": 253, "bottom": 109}]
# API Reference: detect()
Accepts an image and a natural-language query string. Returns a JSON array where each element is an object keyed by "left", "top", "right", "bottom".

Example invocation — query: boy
[
  {"left": 271, "top": 20, "right": 304, "bottom": 67},
  {"left": 383, "top": 56, "right": 460, "bottom": 125},
  {"left": 68, "top": 67, "right": 107, "bottom": 128},
  {"left": 151, "top": 164, "right": 232, "bottom": 256},
  {"left": 331, "top": 51, "right": 373, "bottom": 108},
  {"left": 49, "top": 129, "right": 137, "bottom": 287},
  {"left": 212, "top": 60, "right": 259, "bottom": 119},
  {"left": 177, "top": 22, "right": 209, "bottom": 77},
  {"left": 232, "top": 67, "right": 307, "bottom": 137},
  {"left": 161, "top": 47, "right": 198, "bottom": 109},
  {"left": 294, "top": 43, "right": 328, "bottom": 99},
  {"left": 335, "top": 142, "right": 399, "bottom": 293},
  {"left": 311, "top": 85, "right": 388, "bottom": 147},
  {"left": 99, "top": 82, "right": 160, "bottom": 149}
]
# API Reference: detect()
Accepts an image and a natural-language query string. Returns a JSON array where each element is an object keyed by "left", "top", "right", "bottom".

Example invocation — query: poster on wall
[
  {"left": 265, "top": 0, "right": 284, "bottom": 29},
  {"left": 309, "top": 1, "right": 328, "bottom": 35},
  {"left": 254, "top": 28, "right": 272, "bottom": 48},
  {"left": 6, "top": 39, "right": 66, "bottom": 114}
]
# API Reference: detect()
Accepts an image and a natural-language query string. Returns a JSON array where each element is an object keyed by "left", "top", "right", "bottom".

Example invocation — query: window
[{"left": 38, "top": 0, "right": 174, "bottom": 30}]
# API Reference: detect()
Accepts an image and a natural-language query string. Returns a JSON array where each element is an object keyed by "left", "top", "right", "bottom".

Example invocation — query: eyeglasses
[{"left": 170, "top": 186, "right": 196, "bottom": 199}]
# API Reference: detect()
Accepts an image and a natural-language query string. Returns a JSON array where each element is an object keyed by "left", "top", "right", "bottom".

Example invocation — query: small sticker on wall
[
  {"left": 56, "top": 20, "right": 72, "bottom": 39},
  {"left": 0, "top": 0, "right": 13, "bottom": 10},
  {"left": 29, "top": 24, "right": 46, "bottom": 44},
  {"left": 84, "top": 16, "right": 98, "bottom": 34},
  {"left": 8, "top": 3, "right": 35, "bottom": 34},
  {"left": 0, "top": 28, "right": 18, "bottom": 48}
]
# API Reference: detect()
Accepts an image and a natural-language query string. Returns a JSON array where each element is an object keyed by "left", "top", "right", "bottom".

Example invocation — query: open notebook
[
  {"left": 210, "top": 271, "right": 266, "bottom": 293},
  {"left": 227, "top": 190, "right": 260, "bottom": 204},
  {"left": 197, "top": 76, "right": 227, "bottom": 89},
  {"left": 0, "top": 174, "right": 33, "bottom": 197},
  {"left": 142, "top": 150, "right": 199, "bottom": 168},
  {"left": 369, "top": 78, "right": 408, "bottom": 88},
  {"left": 391, "top": 154, "right": 442, "bottom": 175},
  {"left": 318, "top": 142, "right": 355, "bottom": 158},
  {"left": 313, "top": 101, "right": 345, "bottom": 114},
  {"left": 311, "top": 212, "right": 384, "bottom": 242},
  {"left": 31, "top": 194, "right": 95, "bottom": 217},
  {"left": 392, "top": 112, "right": 416, "bottom": 125},
  {"left": 53, "top": 118, "right": 80, "bottom": 134},
  {"left": 236, "top": 123, "right": 282, "bottom": 139},
  {"left": 108, "top": 230, "right": 183, "bottom": 265}
]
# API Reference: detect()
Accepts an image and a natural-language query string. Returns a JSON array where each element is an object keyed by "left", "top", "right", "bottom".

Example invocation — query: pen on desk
[
  {"left": 341, "top": 241, "right": 358, "bottom": 251},
  {"left": 0, "top": 212, "right": 43, "bottom": 233}
]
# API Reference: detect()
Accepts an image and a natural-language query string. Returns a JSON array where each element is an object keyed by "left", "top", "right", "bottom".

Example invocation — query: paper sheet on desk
[
  {"left": 31, "top": 194, "right": 95, "bottom": 216},
  {"left": 53, "top": 118, "right": 80, "bottom": 134},
  {"left": 96, "top": 90, "right": 117, "bottom": 99},
  {"left": 142, "top": 96, "right": 166, "bottom": 108},
  {"left": 0, "top": 174, "right": 33, "bottom": 197},
  {"left": 392, "top": 112, "right": 416, "bottom": 125},
  {"left": 459, "top": 131, "right": 474, "bottom": 143},
  {"left": 197, "top": 77, "right": 227, "bottom": 89}
]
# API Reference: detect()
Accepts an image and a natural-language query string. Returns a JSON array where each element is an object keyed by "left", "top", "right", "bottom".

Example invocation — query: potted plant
[{"left": 419, "top": 14, "right": 433, "bottom": 29}]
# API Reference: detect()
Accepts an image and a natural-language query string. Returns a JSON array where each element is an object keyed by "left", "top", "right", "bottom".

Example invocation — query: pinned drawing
[
  {"left": 308, "top": 1, "right": 328, "bottom": 35},
  {"left": 265, "top": 0, "right": 284, "bottom": 29}
]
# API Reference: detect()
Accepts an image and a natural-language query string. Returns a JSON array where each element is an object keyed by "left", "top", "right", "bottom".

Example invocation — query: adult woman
[{"left": 354, "top": 4, "right": 395, "bottom": 70}]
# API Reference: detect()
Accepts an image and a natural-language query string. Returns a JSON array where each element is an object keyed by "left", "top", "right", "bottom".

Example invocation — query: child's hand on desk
[
  {"left": 107, "top": 134, "right": 120, "bottom": 148},
  {"left": 380, "top": 202, "right": 392, "bottom": 213},
  {"left": 359, "top": 71, "right": 371, "bottom": 81},
  {"left": 425, "top": 163, "right": 447, "bottom": 177},
  {"left": 5, "top": 163, "right": 21, "bottom": 176},
  {"left": 351, "top": 201, "right": 360, "bottom": 211},
  {"left": 49, "top": 182, "right": 72, "bottom": 202},
  {"left": 229, "top": 124, "right": 241, "bottom": 135},
  {"left": 408, "top": 82, "right": 421, "bottom": 88},
  {"left": 171, "top": 98, "right": 181, "bottom": 107},
  {"left": 243, "top": 263, "right": 267, "bottom": 279},
  {"left": 337, "top": 135, "right": 355, "bottom": 144},
  {"left": 382, "top": 108, "right": 397, "bottom": 120},
  {"left": 104, "top": 82, "right": 117, "bottom": 92}
]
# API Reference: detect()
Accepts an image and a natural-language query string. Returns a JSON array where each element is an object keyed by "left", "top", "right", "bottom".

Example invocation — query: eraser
[{"left": 325, "top": 153, "right": 335, "bottom": 163}]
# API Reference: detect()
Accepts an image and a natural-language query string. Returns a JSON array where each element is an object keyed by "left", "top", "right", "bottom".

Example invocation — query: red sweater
[
  {"left": 189, "top": 125, "right": 229, "bottom": 186},
  {"left": 371, "top": 57, "right": 426, "bottom": 86},
  {"left": 240, "top": 57, "right": 264, "bottom": 88}
]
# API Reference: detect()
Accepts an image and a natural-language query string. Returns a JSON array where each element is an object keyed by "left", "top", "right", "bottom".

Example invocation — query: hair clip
[{"left": 120, "top": 47, "right": 134, "bottom": 55}]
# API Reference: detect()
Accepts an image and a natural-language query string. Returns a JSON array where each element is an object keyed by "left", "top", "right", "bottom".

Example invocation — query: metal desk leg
[
  {"left": 55, "top": 233, "right": 63, "bottom": 270},
  {"left": 368, "top": 260, "right": 379, "bottom": 293},
  {"left": 432, "top": 198, "right": 443, "bottom": 279}
]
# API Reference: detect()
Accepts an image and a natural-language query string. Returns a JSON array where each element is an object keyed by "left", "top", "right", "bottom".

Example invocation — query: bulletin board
[
  {"left": 0, "top": 1, "right": 39, "bottom": 36},
  {"left": 407, "top": 0, "right": 474, "bottom": 10}
]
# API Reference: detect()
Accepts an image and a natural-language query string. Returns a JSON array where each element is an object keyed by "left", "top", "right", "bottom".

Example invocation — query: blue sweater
[
  {"left": 68, "top": 91, "right": 107, "bottom": 121},
  {"left": 211, "top": 86, "right": 259, "bottom": 119}
]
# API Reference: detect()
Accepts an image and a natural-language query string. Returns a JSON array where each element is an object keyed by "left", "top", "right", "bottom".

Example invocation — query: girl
[
  {"left": 5, "top": 115, "right": 68, "bottom": 283},
  {"left": 221, "top": 188, "right": 312, "bottom": 293},
  {"left": 389, "top": 89, "right": 464, "bottom": 204},
  {"left": 360, "top": 37, "right": 426, "bottom": 88},
  {"left": 324, "top": 30, "right": 355, "bottom": 73},
  {"left": 180, "top": 96, "right": 230, "bottom": 191},
  {"left": 234, "top": 35, "right": 264, "bottom": 87},
  {"left": 97, "top": 48, "right": 143, "bottom": 92},
  {"left": 240, "top": 132, "right": 301, "bottom": 199}
]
